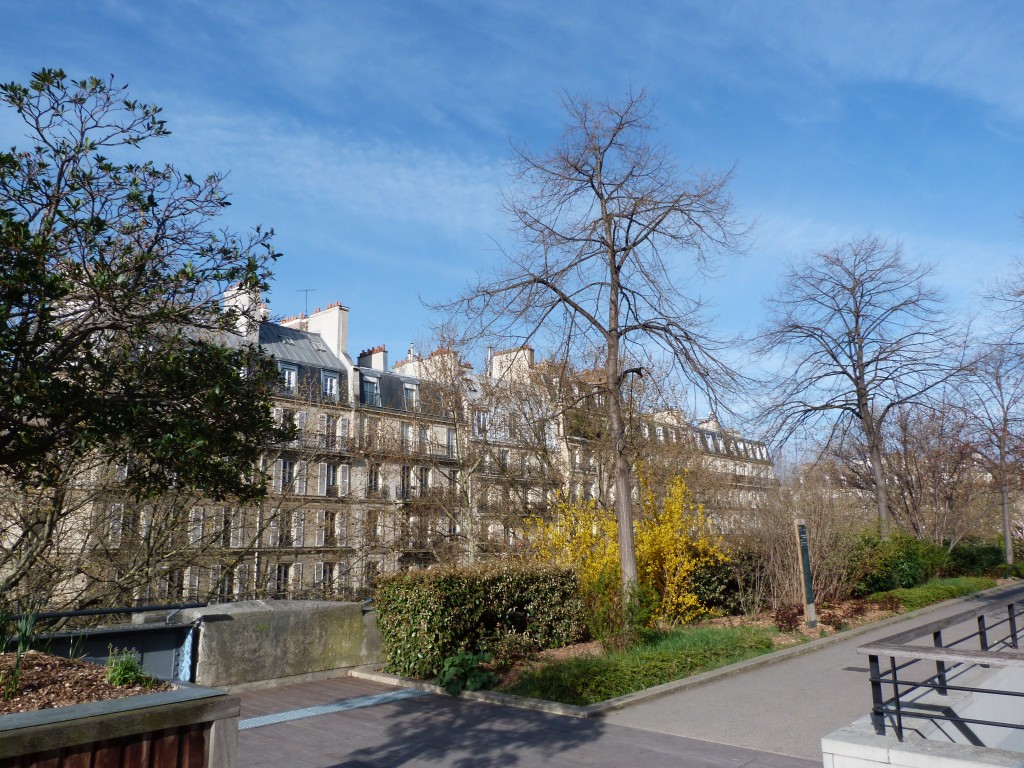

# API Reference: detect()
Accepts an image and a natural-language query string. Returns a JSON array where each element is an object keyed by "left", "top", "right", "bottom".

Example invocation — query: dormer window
[
  {"left": 404, "top": 383, "right": 419, "bottom": 411},
  {"left": 361, "top": 376, "right": 381, "bottom": 407},
  {"left": 279, "top": 363, "right": 298, "bottom": 393},
  {"left": 321, "top": 371, "right": 339, "bottom": 402}
]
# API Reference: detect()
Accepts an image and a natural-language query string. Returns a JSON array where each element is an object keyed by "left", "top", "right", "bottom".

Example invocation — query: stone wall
[{"left": 177, "top": 600, "right": 381, "bottom": 687}]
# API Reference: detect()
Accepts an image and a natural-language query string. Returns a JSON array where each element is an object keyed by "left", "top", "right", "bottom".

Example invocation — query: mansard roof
[{"left": 258, "top": 322, "right": 345, "bottom": 371}]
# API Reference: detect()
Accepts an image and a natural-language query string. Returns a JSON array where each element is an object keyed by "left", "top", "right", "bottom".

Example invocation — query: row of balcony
[{"left": 274, "top": 434, "right": 459, "bottom": 460}]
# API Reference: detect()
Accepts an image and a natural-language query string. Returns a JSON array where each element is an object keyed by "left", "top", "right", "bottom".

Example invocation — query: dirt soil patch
[
  {"left": 498, "top": 640, "right": 604, "bottom": 688},
  {"left": 0, "top": 651, "right": 172, "bottom": 715}
]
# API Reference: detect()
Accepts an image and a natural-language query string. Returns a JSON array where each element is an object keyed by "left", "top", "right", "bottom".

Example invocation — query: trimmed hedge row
[{"left": 375, "top": 565, "right": 587, "bottom": 678}]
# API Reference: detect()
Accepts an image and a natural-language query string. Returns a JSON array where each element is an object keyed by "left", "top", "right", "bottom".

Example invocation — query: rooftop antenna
[{"left": 297, "top": 288, "right": 316, "bottom": 315}]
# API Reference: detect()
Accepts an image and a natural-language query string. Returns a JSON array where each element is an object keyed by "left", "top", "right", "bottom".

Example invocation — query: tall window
[
  {"left": 404, "top": 383, "right": 419, "bottom": 410},
  {"left": 324, "top": 510, "right": 337, "bottom": 546},
  {"left": 400, "top": 465, "right": 412, "bottom": 498},
  {"left": 361, "top": 376, "right": 381, "bottom": 407},
  {"left": 274, "top": 563, "right": 291, "bottom": 597},
  {"left": 319, "top": 414, "right": 337, "bottom": 448},
  {"left": 473, "top": 410, "right": 488, "bottom": 437},
  {"left": 279, "top": 363, "right": 298, "bottom": 393},
  {"left": 321, "top": 370, "right": 340, "bottom": 402}
]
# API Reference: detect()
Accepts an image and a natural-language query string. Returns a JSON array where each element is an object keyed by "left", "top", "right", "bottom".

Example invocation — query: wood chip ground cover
[{"left": 0, "top": 650, "right": 172, "bottom": 715}]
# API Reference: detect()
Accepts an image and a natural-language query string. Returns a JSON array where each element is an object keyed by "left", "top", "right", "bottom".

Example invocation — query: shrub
[
  {"left": 773, "top": 604, "right": 802, "bottom": 632},
  {"left": 853, "top": 534, "right": 948, "bottom": 596},
  {"left": 433, "top": 650, "right": 500, "bottom": 696},
  {"left": 947, "top": 541, "right": 1004, "bottom": 576},
  {"left": 635, "top": 476, "right": 733, "bottom": 624},
  {"left": 375, "top": 565, "right": 586, "bottom": 679},
  {"left": 528, "top": 476, "right": 733, "bottom": 633}
]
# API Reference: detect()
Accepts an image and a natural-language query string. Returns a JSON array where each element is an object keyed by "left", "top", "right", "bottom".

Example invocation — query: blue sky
[{"left": 3, "top": 1, "right": 1024, "bottom": 383}]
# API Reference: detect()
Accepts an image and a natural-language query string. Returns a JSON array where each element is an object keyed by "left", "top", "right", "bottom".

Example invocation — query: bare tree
[
  {"left": 964, "top": 343, "right": 1024, "bottom": 563},
  {"left": 438, "top": 91, "right": 745, "bottom": 596},
  {"left": 876, "top": 399, "right": 990, "bottom": 547},
  {"left": 758, "top": 236, "right": 964, "bottom": 536}
]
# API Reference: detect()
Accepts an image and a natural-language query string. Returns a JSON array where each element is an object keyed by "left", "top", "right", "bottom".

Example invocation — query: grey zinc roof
[{"left": 259, "top": 323, "right": 346, "bottom": 370}]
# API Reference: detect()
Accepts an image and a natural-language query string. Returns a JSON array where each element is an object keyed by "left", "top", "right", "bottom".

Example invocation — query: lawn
[
  {"left": 498, "top": 625, "right": 781, "bottom": 706},
  {"left": 869, "top": 576, "right": 997, "bottom": 612},
  {"left": 496, "top": 576, "right": 1001, "bottom": 706}
]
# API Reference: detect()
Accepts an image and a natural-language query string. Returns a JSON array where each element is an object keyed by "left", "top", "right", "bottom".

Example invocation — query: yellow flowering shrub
[
  {"left": 527, "top": 495, "right": 620, "bottom": 590},
  {"left": 635, "top": 475, "right": 731, "bottom": 624},
  {"left": 528, "top": 476, "right": 732, "bottom": 628}
]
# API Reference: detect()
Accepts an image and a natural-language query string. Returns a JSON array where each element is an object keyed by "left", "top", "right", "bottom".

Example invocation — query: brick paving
[{"left": 237, "top": 676, "right": 818, "bottom": 767}]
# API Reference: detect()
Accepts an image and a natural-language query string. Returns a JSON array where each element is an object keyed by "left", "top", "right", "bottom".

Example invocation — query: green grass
[
  {"left": 870, "top": 576, "right": 997, "bottom": 612},
  {"left": 499, "top": 625, "right": 780, "bottom": 706}
]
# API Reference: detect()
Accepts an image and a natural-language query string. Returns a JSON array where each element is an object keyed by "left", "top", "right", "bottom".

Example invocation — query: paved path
[
  {"left": 237, "top": 676, "right": 818, "bottom": 767},
  {"left": 602, "top": 583, "right": 1024, "bottom": 761}
]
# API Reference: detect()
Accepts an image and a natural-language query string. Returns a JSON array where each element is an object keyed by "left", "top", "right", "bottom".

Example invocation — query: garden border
[{"left": 350, "top": 582, "right": 1023, "bottom": 719}]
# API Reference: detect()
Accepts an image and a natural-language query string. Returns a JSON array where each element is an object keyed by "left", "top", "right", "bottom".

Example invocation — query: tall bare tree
[
  {"left": 438, "top": 91, "right": 746, "bottom": 595},
  {"left": 758, "top": 236, "right": 963, "bottom": 537},
  {"left": 964, "top": 343, "right": 1024, "bottom": 563}
]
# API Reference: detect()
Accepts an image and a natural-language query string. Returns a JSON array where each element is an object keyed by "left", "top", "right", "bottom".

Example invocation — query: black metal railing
[
  {"left": 859, "top": 597, "right": 1024, "bottom": 742},
  {"left": 5, "top": 603, "right": 208, "bottom": 682}
]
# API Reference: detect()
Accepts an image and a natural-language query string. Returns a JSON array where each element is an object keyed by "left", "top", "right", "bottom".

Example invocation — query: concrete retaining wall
[{"left": 177, "top": 600, "right": 381, "bottom": 687}]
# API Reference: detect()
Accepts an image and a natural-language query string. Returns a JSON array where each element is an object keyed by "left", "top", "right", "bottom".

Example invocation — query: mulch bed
[{"left": 0, "top": 651, "right": 172, "bottom": 715}]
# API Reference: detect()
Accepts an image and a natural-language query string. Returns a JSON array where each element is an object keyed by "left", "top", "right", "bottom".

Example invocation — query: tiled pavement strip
[{"left": 237, "top": 675, "right": 818, "bottom": 768}]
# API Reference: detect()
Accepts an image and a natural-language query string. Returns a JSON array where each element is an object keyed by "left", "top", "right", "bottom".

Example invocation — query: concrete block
[
  {"left": 822, "top": 726, "right": 894, "bottom": 764},
  {"left": 178, "top": 600, "right": 379, "bottom": 687}
]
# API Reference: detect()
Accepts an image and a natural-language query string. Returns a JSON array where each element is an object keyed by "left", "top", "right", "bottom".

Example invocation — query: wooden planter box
[{"left": 0, "top": 685, "right": 239, "bottom": 768}]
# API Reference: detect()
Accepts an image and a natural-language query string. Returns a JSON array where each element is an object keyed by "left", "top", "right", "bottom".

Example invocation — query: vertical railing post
[
  {"left": 890, "top": 656, "right": 904, "bottom": 741},
  {"left": 933, "top": 630, "right": 947, "bottom": 696},
  {"left": 869, "top": 654, "right": 886, "bottom": 736},
  {"left": 1008, "top": 604, "right": 1019, "bottom": 650},
  {"left": 978, "top": 614, "right": 989, "bottom": 652}
]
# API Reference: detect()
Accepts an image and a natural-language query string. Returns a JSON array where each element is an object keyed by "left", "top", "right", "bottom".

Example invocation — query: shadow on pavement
[{"left": 330, "top": 695, "right": 601, "bottom": 768}]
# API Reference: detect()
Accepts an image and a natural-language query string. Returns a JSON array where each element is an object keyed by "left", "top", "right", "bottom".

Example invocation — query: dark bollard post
[{"left": 1009, "top": 604, "right": 1019, "bottom": 650}]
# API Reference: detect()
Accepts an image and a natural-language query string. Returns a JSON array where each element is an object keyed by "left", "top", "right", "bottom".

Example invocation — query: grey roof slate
[{"left": 258, "top": 323, "right": 345, "bottom": 371}]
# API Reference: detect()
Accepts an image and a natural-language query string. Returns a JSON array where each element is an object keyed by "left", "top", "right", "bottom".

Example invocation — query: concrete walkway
[
  {"left": 602, "top": 582, "right": 1024, "bottom": 761},
  {"left": 238, "top": 675, "right": 819, "bottom": 767}
]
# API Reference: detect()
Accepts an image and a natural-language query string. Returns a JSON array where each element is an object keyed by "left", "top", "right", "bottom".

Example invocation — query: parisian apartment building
[{"left": 87, "top": 291, "right": 775, "bottom": 606}]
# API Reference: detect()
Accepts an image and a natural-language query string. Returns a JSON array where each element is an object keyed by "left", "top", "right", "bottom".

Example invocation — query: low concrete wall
[
  {"left": 822, "top": 722, "right": 1024, "bottom": 768},
  {"left": 177, "top": 600, "right": 381, "bottom": 687}
]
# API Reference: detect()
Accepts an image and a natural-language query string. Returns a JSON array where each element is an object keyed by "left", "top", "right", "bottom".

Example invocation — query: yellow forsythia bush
[
  {"left": 528, "top": 476, "right": 731, "bottom": 625},
  {"left": 635, "top": 475, "right": 731, "bottom": 623}
]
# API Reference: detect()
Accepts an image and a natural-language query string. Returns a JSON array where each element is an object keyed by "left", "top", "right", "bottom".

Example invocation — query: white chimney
[{"left": 223, "top": 284, "right": 262, "bottom": 343}]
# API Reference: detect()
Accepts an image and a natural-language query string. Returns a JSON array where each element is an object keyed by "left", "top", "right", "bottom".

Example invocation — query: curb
[{"left": 351, "top": 581, "right": 1024, "bottom": 720}]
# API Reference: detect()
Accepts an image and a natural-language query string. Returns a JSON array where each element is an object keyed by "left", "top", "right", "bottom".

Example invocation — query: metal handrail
[{"left": 858, "top": 595, "right": 1024, "bottom": 741}]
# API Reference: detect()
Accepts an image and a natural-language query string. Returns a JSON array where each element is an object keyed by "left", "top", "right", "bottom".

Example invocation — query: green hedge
[
  {"left": 375, "top": 565, "right": 587, "bottom": 678},
  {"left": 947, "top": 541, "right": 1005, "bottom": 576},
  {"left": 853, "top": 534, "right": 949, "bottom": 596}
]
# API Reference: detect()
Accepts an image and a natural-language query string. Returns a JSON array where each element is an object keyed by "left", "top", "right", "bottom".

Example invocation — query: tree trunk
[
  {"left": 865, "top": 431, "right": 891, "bottom": 538},
  {"left": 606, "top": 338, "right": 638, "bottom": 599},
  {"left": 1002, "top": 475, "right": 1014, "bottom": 566}
]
